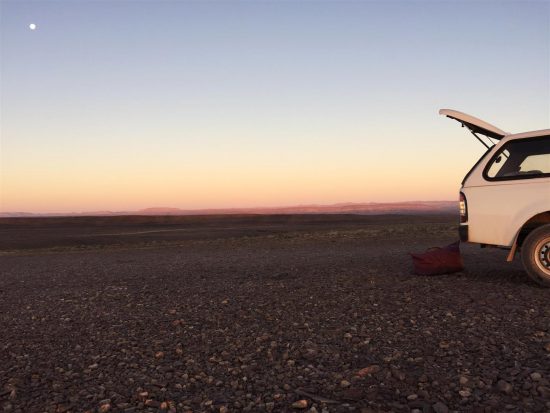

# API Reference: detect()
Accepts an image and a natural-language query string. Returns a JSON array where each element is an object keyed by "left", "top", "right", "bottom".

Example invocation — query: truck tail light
[{"left": 459, "top": 192, "right": 468, "bottom": 223}]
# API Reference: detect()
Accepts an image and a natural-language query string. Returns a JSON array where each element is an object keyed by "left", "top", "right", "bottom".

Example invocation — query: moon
[{"left": 29, "top": 23, "right": 37, "bottom": 30}]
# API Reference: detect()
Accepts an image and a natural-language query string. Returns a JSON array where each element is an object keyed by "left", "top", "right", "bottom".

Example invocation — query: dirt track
[{"left": 1, "top": 215, "right": 549, "bottom": 413}]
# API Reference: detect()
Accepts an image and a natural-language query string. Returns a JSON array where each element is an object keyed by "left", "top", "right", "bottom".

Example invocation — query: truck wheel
[{"left": 521, "top": 224, "right": 550, "bottom": 287}]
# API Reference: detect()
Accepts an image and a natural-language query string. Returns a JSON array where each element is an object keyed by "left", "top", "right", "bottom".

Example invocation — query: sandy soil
[{"left": 1, "top": 215, "right": 549, "bottom": 413}]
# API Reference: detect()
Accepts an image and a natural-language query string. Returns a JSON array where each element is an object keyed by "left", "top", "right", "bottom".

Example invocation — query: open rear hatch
[{"left": 439, "top": 109, "right": 509, "bottom": 148}]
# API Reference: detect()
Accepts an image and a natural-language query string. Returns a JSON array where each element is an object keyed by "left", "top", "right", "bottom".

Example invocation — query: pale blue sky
[{"left": 1, "top": 0, "right": 549, "bottom": 212}]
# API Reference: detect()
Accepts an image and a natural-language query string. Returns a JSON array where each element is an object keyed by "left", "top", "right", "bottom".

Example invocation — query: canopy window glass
[{"left": 485, "top": 137, "right": 550, "bottom": 180}]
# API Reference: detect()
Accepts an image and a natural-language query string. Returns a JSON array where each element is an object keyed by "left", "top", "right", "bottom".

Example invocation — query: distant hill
[{"left": 0, "top": 201, "right": 456, "bottom": 217}]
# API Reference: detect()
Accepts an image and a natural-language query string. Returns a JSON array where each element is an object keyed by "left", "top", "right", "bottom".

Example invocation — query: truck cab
[{"left": 440, "top": 109, "right": 550, "bottom": 286}]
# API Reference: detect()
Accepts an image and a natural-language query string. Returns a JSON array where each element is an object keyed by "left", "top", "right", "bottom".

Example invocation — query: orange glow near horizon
[
  {"left": 0, "top": 117, "right": 543, "bottom": 213},
  {"left": 1, "top": 139, "right": 465, "bottom": 213}
]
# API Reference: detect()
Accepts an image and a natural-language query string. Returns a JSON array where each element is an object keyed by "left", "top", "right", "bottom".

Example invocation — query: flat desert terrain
[{"left": 1, "top": 215, "right": 549, "bottom": 413}]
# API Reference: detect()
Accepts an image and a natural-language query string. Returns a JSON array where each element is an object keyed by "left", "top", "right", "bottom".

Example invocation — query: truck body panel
[
  {"left": 440, "top": 109, "right": 550, "bottom": 248},
  {"left": 462, "top": 179, "right": 550, "bottom": 246}
]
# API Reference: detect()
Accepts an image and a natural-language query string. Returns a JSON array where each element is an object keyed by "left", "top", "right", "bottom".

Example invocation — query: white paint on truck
[{"left": 440, "top": 109, "right": 550, "bottom": 286}]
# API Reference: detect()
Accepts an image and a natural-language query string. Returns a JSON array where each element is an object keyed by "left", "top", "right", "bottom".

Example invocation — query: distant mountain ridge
[{"left": 0, "top": 201, "right": 457, "bottom": 217}]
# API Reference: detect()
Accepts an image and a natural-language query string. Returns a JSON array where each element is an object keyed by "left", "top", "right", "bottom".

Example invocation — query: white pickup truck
[{"left": 440, "top": 109, "right": 550, "bottom": 286}]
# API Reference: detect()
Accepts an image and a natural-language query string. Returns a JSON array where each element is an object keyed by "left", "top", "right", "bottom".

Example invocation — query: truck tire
[{"left": 521, "top": 224, "right": 550, "bottom": 287}]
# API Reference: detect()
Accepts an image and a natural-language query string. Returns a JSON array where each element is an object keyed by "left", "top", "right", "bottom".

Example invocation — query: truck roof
[{"left": 505, "top": 128, "right": 550, "bottom": 140}]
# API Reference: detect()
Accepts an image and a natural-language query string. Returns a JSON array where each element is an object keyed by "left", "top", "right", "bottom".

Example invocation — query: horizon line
[{"left": 0, "top": 200, "right": 457, "bottom": 217}]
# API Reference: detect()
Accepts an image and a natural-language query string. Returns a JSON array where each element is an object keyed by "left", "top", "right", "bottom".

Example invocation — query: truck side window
[
  {"left": 484, "top": 136, "right": 550, "bottom": 180},
  {"left": 486, "top": 150, "right": 510, "bottom": 177},
  {"left": 520, "top": 154, "right": 550, "bottom": 174}
]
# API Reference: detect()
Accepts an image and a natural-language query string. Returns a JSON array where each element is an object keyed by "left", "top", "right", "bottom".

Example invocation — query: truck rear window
[{"left": 484, "top": 136, "right": 550, "bottom": 181}]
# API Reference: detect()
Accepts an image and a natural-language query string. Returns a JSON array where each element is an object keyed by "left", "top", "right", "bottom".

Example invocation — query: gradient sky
[{"left": 1, "top": 0, "right": 549, "bottom": 213}]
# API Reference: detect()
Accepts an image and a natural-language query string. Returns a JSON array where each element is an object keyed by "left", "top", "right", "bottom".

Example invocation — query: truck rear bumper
[{"left": 459, "top": 224, "right": 469, "bottom": 242}]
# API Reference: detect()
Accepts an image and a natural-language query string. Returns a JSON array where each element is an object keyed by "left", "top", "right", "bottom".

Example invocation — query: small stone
[
  {"left": 531, "top": 372, "right": 542, "bottom": 381},
  {"left": 145, "top": 400, "right": 160, "bottom": 408},
  {"left": 344, "top": 333, "right": 352, "bottom": 339},
  {"left": 407, "top": 394, "right": 418, "bottom": 401},
  {"left": 432, "top": 403, "right": 449, "bottom": 413},
  {"left": 356, "top": 365, "right": 380, "bottom": 377},
  {"left": 292, "top": 400, "right": 308, "bottom": 409},
  {"left": 155, "top": 351, "right": 165, "bottom": 359},
  {"left": 391, "top": 367, "right": 406, "bottom": 381},
  {"left": 308, "top": 407, "right": 319, "bottom": 413},
  {"left": 219, "top": 406, "right": 228, "bottom": 413},
  {"left": 545, "top": 342, "right": 550, "bottom": 352},
  {"left": 459, "top": 376, "right": 469, "bottom": 385},
  {"left": 341, "top": 388, "right": 364, "bottom": 400},
  {"left": 160, "top": 402, "right": 168, "bottom": 410},
  {"left": 303, "top": 349, "right": 318, "bottom": 360},
  {"left": 98, "top": 404, "right": 111, "bottom": 413},
  {"left": 221, "top": 299, "right": 229, "bottom": 304},
  {"left": 537, "top": 385, "right": 550, "bottom": 398},
  {"left": 340, "top": 380, "right": 351, "bottom": 388},
  {"left": 497, "top": 380, "right": 513, "bottom": 394},
  {"left": 138, "top": 391, "right": 148, "bottom": 398},
  {"left": 458, "top": 389, "right": 471, "bottom": 398}
]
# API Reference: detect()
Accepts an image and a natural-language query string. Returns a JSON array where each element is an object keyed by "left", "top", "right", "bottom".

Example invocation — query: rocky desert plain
[{"left": 1, "top": 214, "right": 549, "bottom": 413}]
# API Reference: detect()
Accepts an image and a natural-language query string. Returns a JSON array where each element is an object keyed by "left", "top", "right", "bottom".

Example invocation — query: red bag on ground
[{"left": 410, "top": 241, "right": 464, "bottom": 275}]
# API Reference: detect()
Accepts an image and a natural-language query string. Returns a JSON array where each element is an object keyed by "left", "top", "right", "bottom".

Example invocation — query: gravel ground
[{"left": 1, "top": 217, "right": 550, "bottom": 413}]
